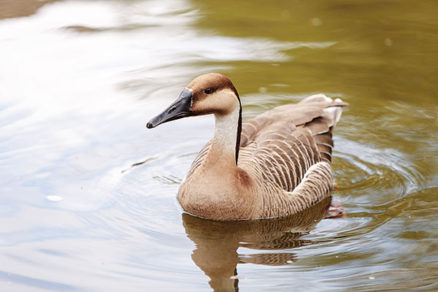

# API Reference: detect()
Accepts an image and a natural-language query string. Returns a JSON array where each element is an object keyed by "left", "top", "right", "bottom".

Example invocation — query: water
[{"left": 0, "top": 0, "right": 437, "bottom": 291}]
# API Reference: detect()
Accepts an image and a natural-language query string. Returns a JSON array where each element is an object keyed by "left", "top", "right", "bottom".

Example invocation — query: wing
[
  {"left": 238, "top": 95, "right": 346, "bottom": 192},
  {"left": 187, "top": 94, "right": 346, "bottom": 189},
  {"left": 239, "top": 126, "right": 321, "bottom": 192}
]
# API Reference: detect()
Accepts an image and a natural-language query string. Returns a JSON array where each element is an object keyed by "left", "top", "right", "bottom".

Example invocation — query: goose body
[{"left": 147, "top": 73, "right": 346, "bottom": 220}]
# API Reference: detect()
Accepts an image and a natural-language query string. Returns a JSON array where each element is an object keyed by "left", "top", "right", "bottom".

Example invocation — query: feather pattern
[{"left": 182, "top": 94, "right": 346, "bottom": 219}]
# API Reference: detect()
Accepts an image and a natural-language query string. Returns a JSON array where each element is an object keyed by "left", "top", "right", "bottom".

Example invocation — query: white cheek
[
  {"left": 213, "top": 90, "right": 239, "bottom": 112},
  {"left": 192, "top": 89, "right": 238, "bottom": 114}
]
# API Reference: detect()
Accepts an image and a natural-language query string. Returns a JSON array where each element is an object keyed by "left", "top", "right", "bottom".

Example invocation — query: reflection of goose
[
  {"left": 182, "top": 197, "right": 331, "bottom": 292},
  {"left": 147, "top": 73, "right": 346, "bottom": 220}
]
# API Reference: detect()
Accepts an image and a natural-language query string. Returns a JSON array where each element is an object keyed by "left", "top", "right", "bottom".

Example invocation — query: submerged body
[{"left": 147, "top": 73, "right": 346, "bottom": 220}]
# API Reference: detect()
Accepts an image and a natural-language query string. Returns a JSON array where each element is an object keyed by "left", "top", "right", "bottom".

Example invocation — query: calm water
[{"left": 0, "top": 0, "right": 437, "bottom": 291}]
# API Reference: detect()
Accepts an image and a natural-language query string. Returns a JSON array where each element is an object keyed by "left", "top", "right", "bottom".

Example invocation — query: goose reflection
[{"left": 182, "top": 196, "right": 332, "bottom": 291}]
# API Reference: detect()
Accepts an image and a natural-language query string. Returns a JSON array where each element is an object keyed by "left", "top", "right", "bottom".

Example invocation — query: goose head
[{"left": 146, "top": 73, "right": 240, "bottom": 129}]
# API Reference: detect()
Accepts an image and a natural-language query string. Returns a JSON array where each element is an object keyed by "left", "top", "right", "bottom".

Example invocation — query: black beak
[{"left": 146, "top": 88, "right": 193, "bottom": 129}]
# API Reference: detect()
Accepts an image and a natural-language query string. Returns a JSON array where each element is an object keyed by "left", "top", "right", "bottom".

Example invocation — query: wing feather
[
  {"left": 187, "top": 94, "right": 346, "bottom": 194},
  {"left": 238, "top": 95, "right": 345, "bottom": 192}
]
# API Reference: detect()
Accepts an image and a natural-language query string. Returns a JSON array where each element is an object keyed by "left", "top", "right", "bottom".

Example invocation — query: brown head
[{"left": 146, "top": 73, "right": 240, "bottom": 128}]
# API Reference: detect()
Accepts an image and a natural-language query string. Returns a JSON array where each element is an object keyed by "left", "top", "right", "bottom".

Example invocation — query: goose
[{"left": 146, "top": 73, "right": 346, "bottom": 220}]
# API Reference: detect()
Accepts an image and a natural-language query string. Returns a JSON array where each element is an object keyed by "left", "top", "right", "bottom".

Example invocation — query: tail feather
[{"left": 301, "top": 94, "right": 346, "bottom": 162}]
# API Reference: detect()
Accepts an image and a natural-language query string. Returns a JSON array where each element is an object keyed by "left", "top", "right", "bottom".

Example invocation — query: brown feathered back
[{"left": 189, "top": 94, "right": 346, "bottom": 192}]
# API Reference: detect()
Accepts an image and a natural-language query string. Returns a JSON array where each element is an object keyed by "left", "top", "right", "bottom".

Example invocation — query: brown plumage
[{"left": 147, "top": 73, "right": 347, "bottom": 220}]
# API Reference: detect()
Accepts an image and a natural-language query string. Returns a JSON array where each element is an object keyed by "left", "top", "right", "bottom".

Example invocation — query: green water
[{"left": 0, "top": 0, "right": 437, "bottom": 291}]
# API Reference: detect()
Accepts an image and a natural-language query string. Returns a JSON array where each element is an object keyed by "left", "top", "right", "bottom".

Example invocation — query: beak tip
[{"left": 146, "top": 88, "right": 192, "bottom": 130}]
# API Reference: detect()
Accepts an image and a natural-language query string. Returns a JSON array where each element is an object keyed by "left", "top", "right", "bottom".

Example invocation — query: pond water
[{"left": 0, "top": 0, "right": 437, "bottom": 291}]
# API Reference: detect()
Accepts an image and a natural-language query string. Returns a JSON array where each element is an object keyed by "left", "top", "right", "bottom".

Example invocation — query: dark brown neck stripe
[{"left": 235, "top": 95, "right": 242, "bottom": 164}]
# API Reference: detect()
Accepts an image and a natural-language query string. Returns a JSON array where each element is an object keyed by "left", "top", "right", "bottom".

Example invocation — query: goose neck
[{"left": 211, "top": 106, "right": 241, "bottom": 163}]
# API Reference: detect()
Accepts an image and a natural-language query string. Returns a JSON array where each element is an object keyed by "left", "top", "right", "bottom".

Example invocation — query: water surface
[{"left": 0, "top": 0, "right": 437, "bottom": 291}]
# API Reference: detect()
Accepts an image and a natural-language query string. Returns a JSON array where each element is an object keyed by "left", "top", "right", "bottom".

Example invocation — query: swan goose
[{"left": 147, "top": 73, "right": 346, "bottom": 220}]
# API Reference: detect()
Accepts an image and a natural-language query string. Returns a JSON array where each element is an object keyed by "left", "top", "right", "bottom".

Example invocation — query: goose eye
[{"left": 204, "top": 88, "right": 213, "bottom": 94}]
